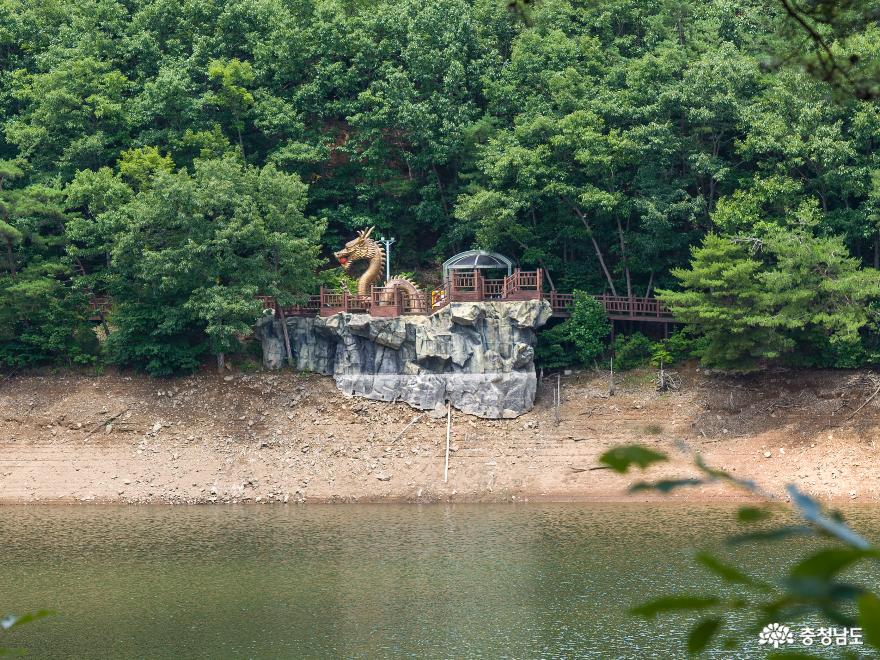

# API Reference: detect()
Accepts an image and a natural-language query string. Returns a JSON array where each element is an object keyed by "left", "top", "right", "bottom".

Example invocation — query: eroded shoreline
[{"left": 2, "top": 368, "right": 878, "bottom": 505}]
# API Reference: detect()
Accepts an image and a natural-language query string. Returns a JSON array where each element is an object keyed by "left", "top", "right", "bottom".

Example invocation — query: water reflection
[{"left": 3, "top": 504, "right": 875, "bottom": 658}]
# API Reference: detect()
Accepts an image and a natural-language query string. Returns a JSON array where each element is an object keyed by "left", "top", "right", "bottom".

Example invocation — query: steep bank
[
  {"left": 2, "top": 367, "right": 880, "bottom": 504},
  {"left": 257, "top": 300, "right": 552, "bottom": 418}
]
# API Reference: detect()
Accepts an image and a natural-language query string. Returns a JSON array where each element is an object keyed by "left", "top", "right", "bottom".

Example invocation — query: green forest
[{"left": 2, "top": 0, "right": 880, "bottom": 374}]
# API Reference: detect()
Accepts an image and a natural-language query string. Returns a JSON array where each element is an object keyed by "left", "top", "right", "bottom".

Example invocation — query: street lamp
[{"left": 378, "top": 235, "right": 395, "bottom": 282}]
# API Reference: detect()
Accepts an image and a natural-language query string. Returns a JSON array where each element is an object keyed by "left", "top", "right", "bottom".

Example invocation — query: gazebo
[{"left": 442, "top": 250, "right": 513, "bottom": 282}]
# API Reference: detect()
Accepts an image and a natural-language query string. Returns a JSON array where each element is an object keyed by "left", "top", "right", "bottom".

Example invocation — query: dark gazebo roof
[{"left": 442, "top": 250, "right": 514, "bottom": 280}]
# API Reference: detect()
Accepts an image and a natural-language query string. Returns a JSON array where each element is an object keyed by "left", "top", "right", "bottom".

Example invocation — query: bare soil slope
[{"left": 2, "top": 367, "right": 879, "bottom": 504}]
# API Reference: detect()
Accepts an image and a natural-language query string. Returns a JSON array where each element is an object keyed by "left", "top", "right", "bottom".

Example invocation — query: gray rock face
[{"left": 256, "top": 301, "right": 552, "bottom": 418}]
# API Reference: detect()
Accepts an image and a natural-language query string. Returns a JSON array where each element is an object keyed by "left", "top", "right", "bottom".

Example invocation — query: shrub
[
  {"left": 536, "top": 321, "right": 577, "bottom": 369},
  {"left": 0, "top": 277, "right": 98, "bottom": 368},
  {"left": 536, "top": 291, "right": 611, "bottom": 369},
  {"left": 650, "top": 344, "right": 672, "bottom": 368},
  {"left": 663, "top": 328, "right": 705, "bottom": 364},
  {"left": 567, "top": 291, "right": 612, "bottom": 364},
  {"left": 106, "top": 300, "right": 206, "bottom": 376},
  {"left": 612, "top": 333, "right": 654, "bottom": 370},
  {"left": 784, "top": 328, "right": 868, "bottom": 369}
]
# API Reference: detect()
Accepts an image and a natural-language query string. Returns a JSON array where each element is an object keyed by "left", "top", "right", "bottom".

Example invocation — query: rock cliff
[{"left": 257, "top": 301, "right": 552, "bottom": 418}]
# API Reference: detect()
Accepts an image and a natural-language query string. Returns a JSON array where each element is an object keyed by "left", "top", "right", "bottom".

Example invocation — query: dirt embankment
[{"left": 2, "top": 367, "right": 879, "bottom": 504}]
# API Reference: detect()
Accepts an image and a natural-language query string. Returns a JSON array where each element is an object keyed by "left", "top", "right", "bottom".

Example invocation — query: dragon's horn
[{"left": 363, "top": 226, "right": 375, "bottom": 240}]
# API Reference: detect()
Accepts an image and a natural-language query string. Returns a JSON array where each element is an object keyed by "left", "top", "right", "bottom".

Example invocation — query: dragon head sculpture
[
  {"left": 332, "top": 226, "right": 422, "bottom": 304},
  {"left": 333, "top": 226, "right": 381, "bottom": 273}
]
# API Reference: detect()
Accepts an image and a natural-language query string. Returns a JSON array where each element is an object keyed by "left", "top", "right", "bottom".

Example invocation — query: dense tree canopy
[{"left": 1, "top": 0, "right": 879, "bottom": 371}]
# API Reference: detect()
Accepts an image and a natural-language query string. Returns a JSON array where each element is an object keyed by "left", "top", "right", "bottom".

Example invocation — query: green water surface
[{"left": 2, "top": 503, "right": 874, "bottom": 658}]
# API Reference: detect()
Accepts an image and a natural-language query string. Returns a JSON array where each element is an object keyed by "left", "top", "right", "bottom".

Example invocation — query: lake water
[{"left": 2, "top": 503, "right": 875, "bottom": 658}]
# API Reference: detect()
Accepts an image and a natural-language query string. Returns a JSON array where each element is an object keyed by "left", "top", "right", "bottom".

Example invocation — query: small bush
[
  {"left": 106, "top": 301, "right": 207, "bottom": 376},
  {"left": 0, "top": 279, "right": 99, "bottom": 367},
  {"left": 651, "top": 344, "right": 672, "bottom": 368},
  {"left": 612, "top": 333, "right": 654, "bottom": 370},
  {"left": 238, "top": 359, "right": 261, "bottom": 373},
  {"left": 568, "top": 291, "right": 612, "bottom": 364},
  {"left": 536, "top": 321, "right": 577, "bottom": 369},
  {"left": 663, "top": 328, "right": 706, "bottom": 363},
  {"left": 784, "top": 328, "right": 868, "bottom": 369},
  {"left": 536, "top": 291, "right": 611, "bottom": 369}
]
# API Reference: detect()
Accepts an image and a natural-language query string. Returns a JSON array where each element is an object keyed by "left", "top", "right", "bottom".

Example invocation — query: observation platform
[
  {"left": 253, "top": 269, "right": 675, "bottom": 324},
  {"left": 90, "top": 269, "right": 674, "bottom": 324}
]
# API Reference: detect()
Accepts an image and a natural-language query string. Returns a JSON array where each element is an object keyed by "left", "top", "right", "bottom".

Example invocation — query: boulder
[
  {"left": 450, "top": 303, "right": 483, "bottom": 326},
  {"left": 259, "top": 300, "right": 552, "bottom": 418},
  {"left": 373, "top": 318, "right": 407, "bottom": 349}
]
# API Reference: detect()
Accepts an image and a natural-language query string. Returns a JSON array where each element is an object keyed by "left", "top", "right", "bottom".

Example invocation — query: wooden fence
[{"left": 91, "top": 270, "right": 674, "bottom": 323}]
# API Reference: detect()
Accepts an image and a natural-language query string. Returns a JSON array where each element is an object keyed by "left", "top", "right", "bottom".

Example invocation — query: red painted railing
[
  {"left": 549, "top": 291, "right": 574, "bottom": 312},
  {"left": 91, "top": 271, "right": 674, "bottom": 323},
  {"left": 257, "top": 295, "right": 322, "bottom": 317},
  {"left": 595, "top": 295, "right": 671, "bottom": 319},
  {"left": 483, "top": 279, "right": 505, "bottom": 299}
]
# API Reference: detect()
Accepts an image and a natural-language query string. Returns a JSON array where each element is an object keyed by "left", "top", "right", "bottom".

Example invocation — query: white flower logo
[{"left": 759, "top": 623, "right": 795, "bottom": 648}]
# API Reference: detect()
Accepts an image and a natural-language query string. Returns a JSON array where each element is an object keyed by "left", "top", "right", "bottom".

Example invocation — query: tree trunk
[
  {"left": 237, "top": 127, "right": 246, "bottom": 163},
  {"left": 278, "top": 301, "right": 294, "bottom": 367},
  {"left": 217, "top": 352, "right": 225, "bottom": 373},
  {"left": 573, "top": 206, "right": 618, "bottom": 296},
  {"left": 874, "top": 234, "right": 879, "bottom": 269},
  {"left": 537, "top": 258, "right": 556, "bottom": 291},
  {"left": 645, "top": 271, "right": 655, "bottom": 298},
  {"left": 616, "top": 216, "right": 633, "bottom": 300},
  {"left": 707, "top": 136, "right": 721, "bottom": 216},
  {"left": 432, "top": 164, "right": 449, "bottom": 216},
  {"left": 4, "top": 236, "right": 15, "bottom": 278},
  {"left": 74, "top": 256, "right": 109, "bottom": 335}
]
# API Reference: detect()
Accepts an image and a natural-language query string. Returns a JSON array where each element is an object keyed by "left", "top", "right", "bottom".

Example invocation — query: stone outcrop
[{"left": 256, "top": 301, "right": 552, "bottom": 418}]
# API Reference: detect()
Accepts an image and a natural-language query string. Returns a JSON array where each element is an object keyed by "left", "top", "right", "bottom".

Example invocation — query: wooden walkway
[
  {"left": 254, "top": 269, "right": 674, "bottom": 323},
  {"left": 91, "top": 269, "right": 674, "bottom": 324}
]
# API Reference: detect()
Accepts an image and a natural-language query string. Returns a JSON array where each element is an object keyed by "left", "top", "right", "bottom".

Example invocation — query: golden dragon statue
[{"left": 333, "top": 227, "right": 423, "bottom": 310}]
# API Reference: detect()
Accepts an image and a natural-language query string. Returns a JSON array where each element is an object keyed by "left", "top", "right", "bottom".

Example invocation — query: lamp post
[{"left": 378, "top": 235, "right": 395, "bottom": 282}]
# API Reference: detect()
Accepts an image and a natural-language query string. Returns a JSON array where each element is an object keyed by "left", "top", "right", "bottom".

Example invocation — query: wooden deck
[
  {"left": 92, "top": 270, "right": 674, "bottom": 324},
  {"left": 251, "top": 269, "right": 674, "bottom": 323}
]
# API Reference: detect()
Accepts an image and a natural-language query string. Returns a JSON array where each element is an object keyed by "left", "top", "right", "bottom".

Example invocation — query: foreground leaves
[
  {"left": 610, "top": 442, "right": 880, "bottom": 656},
  {"left": 599, "top": 446, "right": 667, "bottom": 473},
  {"left": 1, "top": 610, "right": 54, "bottom": 657}
]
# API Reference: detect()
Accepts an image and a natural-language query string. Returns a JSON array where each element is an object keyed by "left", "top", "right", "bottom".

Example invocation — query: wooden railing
[
  {"left": 548, "top": 291, "right": 574, "bottom": 313},
  {"left": 93, "top": 271, "right": 675, "bottom": 324},
  {"left": 595, "top": 295, "right": 672, "bottom": 318},
  {"left": 451, "top": 271, "right": 478, "bottom": 292},
  {"left": 90, "top": 296, "right": 112, "bottom": 316},
  {"left": 502, "top": 269, "right": 543, "bottom": 300},
  {"left": 257, "top": 295, "right": 322, "bottom": 317},
  {"left": 447, "top": 271, "right": 484, "bottom": 302},
  {"left": 483, "top": 278, "right": 505, "bottom": 299},
  {"left": 401, "top": 292, "right": 430, "bottom": 314}
]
